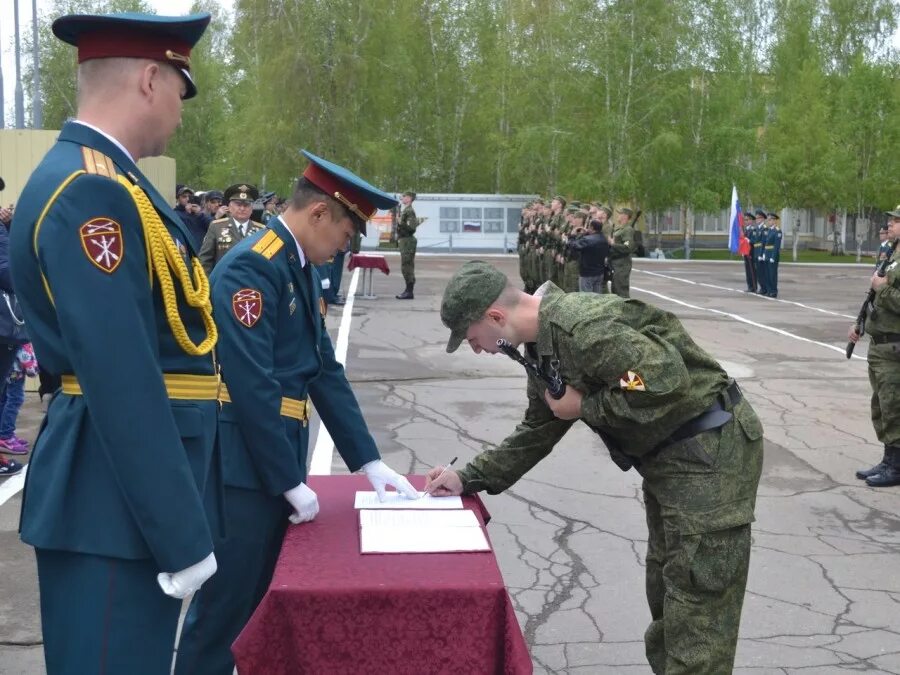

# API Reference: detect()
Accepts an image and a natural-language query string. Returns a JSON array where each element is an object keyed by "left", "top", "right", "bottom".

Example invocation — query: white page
[
  {"left": 353, "top": 491, "right": 462, "bottom": 510},
  {"left": 360, "top": 525, "right": 490, "bottom": 554},
  {"left": 359, "top": 509, "right": 480, "bottom": 529}
]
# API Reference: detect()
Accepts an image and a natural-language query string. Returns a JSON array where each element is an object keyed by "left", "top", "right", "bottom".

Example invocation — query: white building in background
[{"left": 360, "top": 193, "right": 537, "bottom": 252}]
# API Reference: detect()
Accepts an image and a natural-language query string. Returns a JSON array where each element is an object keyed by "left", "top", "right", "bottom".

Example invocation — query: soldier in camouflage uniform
[
  {"left": 427, "top": 261, "right": 764, "bottom": 674},
  {"left": 396, "top": 190, "right": 418, "bottom": 299},
  {"left": 561, "top": 206, "right": 584, "bottom": 292},
  {"left": 610, "top": 207, "right": 637, "bottom": 298},
  {"left": 851, "top": 204, "right": 900, "bottom": 487}
]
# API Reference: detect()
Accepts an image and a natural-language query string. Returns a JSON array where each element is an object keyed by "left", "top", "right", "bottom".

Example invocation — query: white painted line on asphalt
[
  {"left": 0, "top": 464, "right": 26, "bottom": 508},
  {"left": 309, "top": 267, "right": 361, "bottom": 476},
  {"left": 635, "top": 269, "right": 857, "bottom": 320},
  {"left": 631, "top": 285, "right": 867, "bottom": 362}
]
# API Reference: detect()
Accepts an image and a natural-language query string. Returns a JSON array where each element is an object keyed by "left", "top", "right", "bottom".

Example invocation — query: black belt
[
  {"left": 657, "top": 381, "right": 742, "bottom": 450},
  {"left": 871, "top": 333, "right": 900, "bottom": 345}
]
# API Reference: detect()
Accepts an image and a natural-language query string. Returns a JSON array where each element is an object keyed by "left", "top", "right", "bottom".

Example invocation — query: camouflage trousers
[
  {"left": 639, "top": 398, "right": 763, "bottom": 674},
  {"left": 868, "top": 341, "right": 900, "bottom": 446},
  {"left": 610, "top": 256, "right": 632, "bottom": 298},
  {"left": 563, "top": 261, "right": 580, "bottom": 293},
  {"left": 398, "top": 236, "right": 417, "bottom": 285}
]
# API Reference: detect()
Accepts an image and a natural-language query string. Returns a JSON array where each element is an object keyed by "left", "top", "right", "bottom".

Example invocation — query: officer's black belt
[
  {"left": 657, "top": 380, "right": 742, "bottom": 450},
  {"left": 871, "top": 333, "right": 900, "bottom": 345}
]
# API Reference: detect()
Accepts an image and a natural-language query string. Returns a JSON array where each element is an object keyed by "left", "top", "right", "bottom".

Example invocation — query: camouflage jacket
[
  {"left": 609, "top": 224, "right": 636, "bottom": 259},
  {"left": 397, "top": 205, "right": 418, "bottom": 238},
  {"left": 458, "top": 283, "right": 733, "bottom": 495},
  {"left": 870, "top": 244, "right": 900, "bottom": 336}
]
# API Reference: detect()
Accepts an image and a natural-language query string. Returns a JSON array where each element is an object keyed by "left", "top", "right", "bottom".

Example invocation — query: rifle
[
  {"left": 495, "top": 338, "right": 635, "bottom": 471},
  {"left": 847, "top": 239, "right": 899, "bottom": 358}
]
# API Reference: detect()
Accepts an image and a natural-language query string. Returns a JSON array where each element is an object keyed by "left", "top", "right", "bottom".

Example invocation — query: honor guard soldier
[
  {"left": 395, "top": 190, "right": 419, "bottom": 299},
  {"left": 742, "top": 212, "right": 758, "bottom": 292},
  {"left": 175, "top": 151, "right": 418, "bottom": 675},
  {"left": 876, "top": 223, "right": 892, "bottom": 267},
  {"left": 754, "top": 209, "right": 769, "bottom": 295},
  {"left": 764, "top": 212, "right": 783, "bottom": 297},
  {"left": 428, "top": 262, "right": 764, "bottom": 674},
  {"left": 9, "top": 12, "right": 223, "bottom": 674},
  {"left": 198, "top": 183, "right": 265, "bottom": 274},
  {"left": 610, "top": 207, "right": 637, "bottom": 297}
]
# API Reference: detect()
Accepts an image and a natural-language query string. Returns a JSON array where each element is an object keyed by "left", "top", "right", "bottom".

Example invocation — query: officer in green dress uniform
[
  {"left": 9, "top": 12, "right": 223, "bottom": 674},
  {"left": 198, "top": 183, "right": 265, "bottom": 274},
  {"left": 396, "top": 190, "right": 419, "bottom": 299},
  {"left": 174, "top": 151, "right": 418, "bottom": 675},
  {"left": 851, "top": 205, "right": 900, "bottom": 487},
  {"left": 427, "top": 261, "right": 764, "bottom": 675}
]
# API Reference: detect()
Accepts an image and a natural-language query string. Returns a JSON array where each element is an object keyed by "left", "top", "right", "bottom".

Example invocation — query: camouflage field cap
[
  {"left": 885, "top": 204, "right": 900, "bottom": 218},
  {"left": 441, "top": 261, "right": 508, "bottom": 353}
]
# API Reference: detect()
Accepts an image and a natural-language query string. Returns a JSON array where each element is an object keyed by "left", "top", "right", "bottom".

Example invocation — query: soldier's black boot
[
  {"left": 396, "top": 283, "right": 414, "bottom": 300},
  {"left": 865, "top": 446, "right": 900, "bottom": 487},
  {"left": 856, "top": 446, "right": 889, "bottom": 479}
]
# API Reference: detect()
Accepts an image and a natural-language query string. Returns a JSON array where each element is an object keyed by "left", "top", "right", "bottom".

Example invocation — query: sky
[{"left": 1, "top": 0, "right": 899, "bottom": 126}]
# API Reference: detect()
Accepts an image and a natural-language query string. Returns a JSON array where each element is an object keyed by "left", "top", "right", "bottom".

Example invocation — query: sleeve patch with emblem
[
  {"left": 80, "top": 218, "right": 124, "bottom": 273},
  {"left": 619, "top": 371, "right": 646, "bottom": 391},
  {"left": 233, "top": 289, "right": 263, "bottom": 328}
]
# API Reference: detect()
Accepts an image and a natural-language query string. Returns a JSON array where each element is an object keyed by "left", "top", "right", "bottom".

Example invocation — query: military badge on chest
[
  {"left": 80, "top": 218, "right": 123, "bottom": 273},
  {"left": 233, "top": 288, "right": 263, "bottom": 328}
]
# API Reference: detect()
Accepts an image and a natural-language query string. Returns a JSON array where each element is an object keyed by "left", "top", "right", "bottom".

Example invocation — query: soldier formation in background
[{"left": 516, "top": 197, "right": 637, "bottom": 298}]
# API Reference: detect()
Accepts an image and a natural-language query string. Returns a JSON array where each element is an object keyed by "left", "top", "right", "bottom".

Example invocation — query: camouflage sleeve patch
[
  {"left": 80, "top": 218, "right": 124, "bottom": 273},
  {"left": 619, "top": 371, "right": 646, "bottom": 391},
  {"left": 233, "top": 288, "right": 263, "bottom": 327}
]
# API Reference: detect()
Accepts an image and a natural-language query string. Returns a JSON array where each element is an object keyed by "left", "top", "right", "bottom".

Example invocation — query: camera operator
[{"left": 567, "top": 217, "right": 610, "bottom": 294}]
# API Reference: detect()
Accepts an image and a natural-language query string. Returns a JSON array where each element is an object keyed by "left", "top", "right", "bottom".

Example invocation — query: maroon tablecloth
[
  {"left": 231, "top": 475, "right": 532, "bottom": 675},
  {"left": 347, "top": 253, "right": 390, "bottom": 275}
]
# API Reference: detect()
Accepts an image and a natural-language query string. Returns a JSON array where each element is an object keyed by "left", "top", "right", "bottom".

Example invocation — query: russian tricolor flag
[{"left": 728, "top": 185, "right": 746, "bottom": 255}]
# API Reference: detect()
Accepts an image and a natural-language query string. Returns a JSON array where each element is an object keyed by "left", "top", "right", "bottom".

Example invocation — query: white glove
[
  {"left": 362, "top": 460, "right": 418, "bottom": 501},
  {"left": 285, "top": 482, "right": 319, "bottom": 524},
  {"left": 768, "top": 257, "right": 774, "bottom": 263},
  {"left": 157, "top": 552, "right": 217, "bottom": 599}
]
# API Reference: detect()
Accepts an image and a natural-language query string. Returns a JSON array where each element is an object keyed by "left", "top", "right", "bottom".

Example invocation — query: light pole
[
  {"left": 32, "top": 0, "right": 41, "bottom": 128},
  {"left": 14, "top": 0, "right": 25, "bottom": 129}
]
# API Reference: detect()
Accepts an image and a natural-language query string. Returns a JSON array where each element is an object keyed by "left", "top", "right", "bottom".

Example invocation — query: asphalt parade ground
[{"left": 2, "top": 254, "right": 899, "bottom": 674}]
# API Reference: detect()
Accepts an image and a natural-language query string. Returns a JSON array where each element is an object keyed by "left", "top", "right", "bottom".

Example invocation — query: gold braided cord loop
[{"left": 117, "top": 176, "right": 217, "bottom": 356}]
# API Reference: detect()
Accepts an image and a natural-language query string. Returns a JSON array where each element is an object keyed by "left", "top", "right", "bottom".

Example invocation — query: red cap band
[
  {"left": 303, "top": 162, "right": 376, "bottom": 221},
  {"left": 76, "top": 28, "right": 192, "bottom": 70}
]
